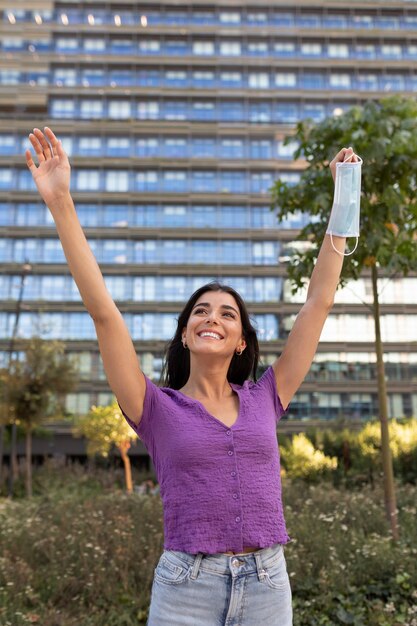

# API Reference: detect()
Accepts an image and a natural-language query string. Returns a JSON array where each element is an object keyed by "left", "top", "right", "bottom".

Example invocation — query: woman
[{"left": 26, "top": 127, "right": 358, "bottom": 625}]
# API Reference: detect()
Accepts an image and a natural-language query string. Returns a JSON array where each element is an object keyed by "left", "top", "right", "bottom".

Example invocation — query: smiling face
[{"left": 182, "top": 290, "right": 246, "bottom": 358}]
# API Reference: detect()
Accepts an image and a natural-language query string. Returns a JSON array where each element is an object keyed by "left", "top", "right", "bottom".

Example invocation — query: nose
[{"left": 205, "top": 310, "right": 219, "bottom": 324}]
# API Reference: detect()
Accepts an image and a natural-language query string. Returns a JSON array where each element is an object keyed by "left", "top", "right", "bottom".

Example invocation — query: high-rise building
[{"left": 1, "top": 1, "right": 417, "bottom": 433}]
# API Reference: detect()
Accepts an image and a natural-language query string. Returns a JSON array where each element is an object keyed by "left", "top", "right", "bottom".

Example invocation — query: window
[
  {"left": 164, "top": 138, "right": 187, "bottom": 158},
  {"left": 250, "top": 140, "right": 272, "bottom": 159},
  {"left": 137, "top": 101, "right": 159, "bottom": 119},
  {"left": 276, "top": 140, "right": 297, "bottom": 159},
  {"left": 193, "top": 138, "right": 216, "bottom": 157},
  {"left": 166, "top": 70, "right": 187, "bottom": 86},
  {"left": 80, "top": 100, "right": 103, "bottom": 118},
  {"left": 193, "top": 41, "right": 215, "bottom": 55},
  {"left": 83, "top": 38, "right": 106, "bottom": 52},
  {"left": 3, "top": 37, "right": 24, "bottom": 51},
  {"left": 219, "top": 41, "right": 241, "bottom": 56},
  {"left": 163, "top": 171, "right": 187, "bottom": 192},
  {"left": 328, "top": 44, "right": 349, "bottom": 58},
  {"left": 248, "top": 73, "right": 270, "bottom": 89},
  {"left": 81, "top": 69, "right": 105, "bottom": 86},
  {"left": 105, "top": 171, "right": 129, "bottom": 192},
  {"left": 250, "top": 173, "right": 274, "bottom": 194},
  {"left": 219, "top": 12, "right": 241, "bottom": 24},
  {"left": 165, "top": 101, "right": 187, "bottom": 120},
  {"left": 76, "top": 170, "right": 100, "bottom": 191},
  {"left": 193, "top": 71, "right": 215, "bottom": 87},
  {"left": 108, "top": 100, "right": 131, "bottom": 119},
  {"left": 275, "top": 73, "right": 296, "bottom": 87},
  {"left": 102, "top": 240, "right": 127, "bottom": 264},
  {"left": 0, "top": 169, "right": 13, "bottom": 189},
  {"left": 248, "top": 102, "right": 271, "bottom": 123},
  {"left": 220, "top": 72, "right": 242, "bottom": 87},
  {"left": 381, "top": 74, "right": 405, "bottom": 91},
  {"left": 247, "top": 41, "right": 268, "bottom": 55},
  {"left": 78, "top": 137, "right": 102, "bottom": 156},
  {"left": 221, "top": 139, "right": 244, "bottom": 159},
  {"left": 54, "top": 68, "right": 77, "bottom": 86},
  {"left": 139, "top": 39, "right": 160, "bottom": 53},
  {"left": 136, "top": 171, "right": 158, "bottom": 191},
  {"left": 0, "top": 135, "right": 16, "bottom": 154},
  {"left": 274, "top": 42, "right": 295, "bottom": 56},
  {"left": 301, "top": 43, "right": 322, "bottom": 56},
  {"left": 193, "top": 171, "right": 216, "bottom": 192},
  {"left": 356, "top": 44, "right": 376, "bottom": 59},
  {"left": 65, "top": 393, "right": 90, "bottom": 415},
  {"left": 329, "top": 73, "right": 351, "bottom": 89},
  {"left": 107, "top": 137, "right": 130, "bottom": 156},
  {"left": 192, "top": 101, "right": 215, "bottom": 120},
  {"left": 110, "top": 39, "right": 134, "bottom": 54},
  {"left": 247, "top": 12, "right": 268, "bottom": 24},
  {"left": 50, "top": 99, "right": 75, "bottom": 118},
  {"left": 109, "top": 69, "right": 133, "bottom": 86},
  {"left": 56, "top": 37, "right": 78, "bottom": 52},
  {"left": 137, "top": 138, "right": 159, "bottom": 157},
  {"left": 357, "top": 74, "right": 378, "bottom": 90},
  {"left": 380, "top": 44, "right": 402, "bottom": 59}
]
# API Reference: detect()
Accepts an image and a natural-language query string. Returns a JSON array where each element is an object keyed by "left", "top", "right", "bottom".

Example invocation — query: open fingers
[
  {"left": 25, "top": 148, "right": 37, "bottom": 174},
  {"left": 32, "top": 127, "right": 53, "bottom": 159},
  {"left": 28, "top": 132, "right": 46, "bottom": 164},
  {"left": 44, "top": 126, "right": 59, "bottom": 153}
]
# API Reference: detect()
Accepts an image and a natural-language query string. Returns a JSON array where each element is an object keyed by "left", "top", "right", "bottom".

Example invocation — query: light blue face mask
[{"left": 326, "top": 155, "right": 362, "bottom": 256}]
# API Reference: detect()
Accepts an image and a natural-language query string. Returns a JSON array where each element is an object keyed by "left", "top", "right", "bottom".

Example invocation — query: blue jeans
[{"left": 147, "top": 542, "right": 293, "bottom": 625}]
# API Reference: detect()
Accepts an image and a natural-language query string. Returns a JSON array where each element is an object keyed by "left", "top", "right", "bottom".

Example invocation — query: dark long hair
[{"left": 161, "top": 282, "right": 259, "bottom": 389}]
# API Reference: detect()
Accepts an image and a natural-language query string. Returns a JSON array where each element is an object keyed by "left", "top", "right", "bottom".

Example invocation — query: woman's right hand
[{"left": 25, "top": 127, "right": 71, "bottom": 210}]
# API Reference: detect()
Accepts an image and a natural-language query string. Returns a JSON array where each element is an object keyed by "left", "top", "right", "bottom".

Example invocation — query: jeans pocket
[
  {"left": 261, "top": 553, "right": 291, "bottom": 591},
  {"left": 154, "top": 552, "right": 191, "bottom": 586}
]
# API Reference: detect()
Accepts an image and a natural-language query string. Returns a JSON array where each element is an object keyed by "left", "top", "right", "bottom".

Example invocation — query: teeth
[{"left": 199, "top": 332, "right": 222, "bottom": 340}]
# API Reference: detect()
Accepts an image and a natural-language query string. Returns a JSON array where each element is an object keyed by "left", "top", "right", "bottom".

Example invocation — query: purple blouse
[{"left": 120, "top": 365, "right": 290, "bottom": 554}]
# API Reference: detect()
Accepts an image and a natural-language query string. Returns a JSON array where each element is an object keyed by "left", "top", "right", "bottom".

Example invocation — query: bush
[
  {"left": 280, "top": 433, "right": 337, "bottom": 482},
  {"left": 291, "top": 418, "right": 417, "bottom": 485},
  {"left": 0, "top": 468, "right": 416, "bottom": 625}
]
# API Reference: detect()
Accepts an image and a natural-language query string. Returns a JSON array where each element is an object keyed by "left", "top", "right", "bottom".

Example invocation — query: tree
[
  {"left": 0, "top": 337, "right": 78, "bottom": 497},
  {"left": 73, "top": 401, "right": 138, "bottom": 493},
  {"left": 270, "top": 96, "right": 417, "bottom": 541}
]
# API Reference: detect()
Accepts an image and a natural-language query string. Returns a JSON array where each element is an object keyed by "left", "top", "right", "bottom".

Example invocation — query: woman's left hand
[{"left": 329, "top": 147, "right": 359, "bottom": 182}]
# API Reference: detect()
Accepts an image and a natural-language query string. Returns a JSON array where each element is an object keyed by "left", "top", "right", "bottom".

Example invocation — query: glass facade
[{"left": 1, "top": 1, "right": 416, "bottom": 422}]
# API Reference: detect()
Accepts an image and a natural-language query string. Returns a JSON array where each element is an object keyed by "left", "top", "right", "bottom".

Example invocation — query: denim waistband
[{"left": 162, "top": 542, "right": 284, "bottom": 580}]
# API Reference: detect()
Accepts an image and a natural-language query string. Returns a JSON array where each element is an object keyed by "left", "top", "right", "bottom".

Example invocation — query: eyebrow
[{"left": 192, "top": 302, "right": 240, "bottom": 316}]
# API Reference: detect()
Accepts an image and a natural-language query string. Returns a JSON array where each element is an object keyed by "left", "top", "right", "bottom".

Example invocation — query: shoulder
[{"left": 232, "top": 366, "right": 289, "bottom": 418}]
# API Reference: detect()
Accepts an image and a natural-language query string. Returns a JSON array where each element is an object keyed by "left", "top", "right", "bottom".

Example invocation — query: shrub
[{"left": 280, "top": 433, "right": 337, "bottom": 482}]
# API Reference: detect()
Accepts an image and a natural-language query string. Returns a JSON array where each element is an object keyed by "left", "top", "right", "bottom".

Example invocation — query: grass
[{"left": 0, "top": 462, "right": 416, "bottom": 625}]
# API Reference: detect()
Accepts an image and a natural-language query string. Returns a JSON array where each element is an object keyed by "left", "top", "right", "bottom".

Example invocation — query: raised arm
[
  {"left": 26, "top": 127, "right": 145, "bottom": 424},
  {"left": 272, "top": 147, "right": 357, "bottom": 410}
]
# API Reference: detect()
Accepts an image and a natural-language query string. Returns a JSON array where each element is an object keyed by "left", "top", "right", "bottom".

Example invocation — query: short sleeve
[
  {"left": 254, "top": 366, "right": 290, "bottom": 422},
  {"left": 117, "top": 374, "right": 161, "bottom": 448}
]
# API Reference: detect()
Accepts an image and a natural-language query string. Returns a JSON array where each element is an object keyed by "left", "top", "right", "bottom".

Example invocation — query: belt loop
[
  {"left": 190, "top": 553, "right": 204, "bottom": 580},
  {"left": 254, "top": 552, "right": 266, "bottom": 582}
]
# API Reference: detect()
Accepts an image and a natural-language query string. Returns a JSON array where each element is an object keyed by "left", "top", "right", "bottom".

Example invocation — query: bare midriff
[{"left": 222, "top": 546, "right": 260, "bottom": 555}]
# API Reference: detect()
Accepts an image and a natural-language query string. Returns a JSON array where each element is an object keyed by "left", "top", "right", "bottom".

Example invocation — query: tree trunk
[
  {"left": 8, "top": 421, "right": 19, "bottom": 497},
  {"left": 371, "top": 263, "right": 399, "bottom": 541},
  {"left": 25, "top": 429, "right": 32, "bottom": 498},
  {"left": 0, "top": 424, "right": 4, "bottom": 486},
  {"left": 119, "top": 443, "right": 133, "bottom": 493}
]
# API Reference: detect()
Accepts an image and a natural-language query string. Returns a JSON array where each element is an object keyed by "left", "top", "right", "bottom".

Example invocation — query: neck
[{"left": 181, "top": 355, "right": 233, "bottom": 400}]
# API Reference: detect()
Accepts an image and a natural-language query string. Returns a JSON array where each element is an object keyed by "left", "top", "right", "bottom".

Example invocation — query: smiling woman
[
  {"left": 25, "top": 125, "right": 356, "bottom": 626},
  {"left": 161, "top": 282, "right": 259, "bottom": 392}
]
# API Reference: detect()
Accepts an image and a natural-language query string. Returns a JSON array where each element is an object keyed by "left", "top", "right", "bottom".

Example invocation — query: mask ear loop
[{"left": 329, "top": 233, "right": 359, "bottom": 257}]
